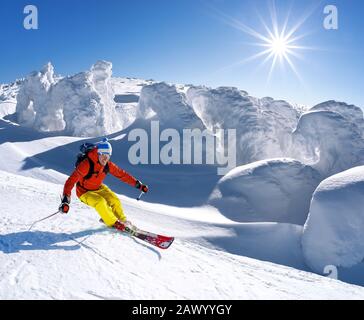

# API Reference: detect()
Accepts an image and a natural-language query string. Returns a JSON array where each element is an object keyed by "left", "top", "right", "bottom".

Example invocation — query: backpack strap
[{"left": 84, "top": 157, "right": 94, "bottom": 180}]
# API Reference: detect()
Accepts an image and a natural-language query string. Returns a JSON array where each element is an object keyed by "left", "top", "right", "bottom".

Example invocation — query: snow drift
[
  {"left": 209, "top": 158, "right": 322, "bottom": 225},
  {"left": 302, "top": 166, "right": 364, "bottom": 274}
]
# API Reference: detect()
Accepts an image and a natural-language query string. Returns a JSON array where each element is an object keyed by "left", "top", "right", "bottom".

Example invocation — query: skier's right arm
[{"left": 63, "top": 160, "right": 90, "bottom": 199}]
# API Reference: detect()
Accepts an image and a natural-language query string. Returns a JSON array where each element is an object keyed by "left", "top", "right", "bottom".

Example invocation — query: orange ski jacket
[{"left": 63, "top": 148, "right": 137, "bottom": 198}]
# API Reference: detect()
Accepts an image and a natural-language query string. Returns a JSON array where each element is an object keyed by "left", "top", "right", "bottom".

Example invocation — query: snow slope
[
  {"left": 1, "top": 113, "right": 364, "bottom": 297},
  {"left": 0, "top": 117, "right": 363, "bottom": 296},
  {"left": 1, "top": 170, "right": 364, "bottom": 299}
]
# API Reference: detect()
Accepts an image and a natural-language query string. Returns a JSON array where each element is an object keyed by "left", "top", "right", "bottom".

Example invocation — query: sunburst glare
[{"left": 211, "top": 0, "right": 319, "bottom": 84}]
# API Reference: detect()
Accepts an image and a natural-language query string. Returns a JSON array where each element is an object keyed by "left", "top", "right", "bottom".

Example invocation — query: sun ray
[
  {"left": 286, "top": 45, "right": 321, "bottom": 51},
  {"left": 280, "top": 0, "right": 293, "bottom": 38},
  {"left": 257, "top": 11, "right": 276, "bottom": 40},
  {"left": 286, "top": 49, "right": 305, "bottom": 61},
  {"left": 283, "top": 52, "right": 305, "bottom": 86},
  {"left": 216, "top": 48, "right": 273, "bottom": 73},
  {"left": 210, "top": 7, "right": 272, "bottom": 44},
  {"left": 268, "top": 0, "right": 280, "bottom": 38},
  {"left": 261, "top": 51, "right": 276, "bottom": 67},
  {"left": 284, "top": 1, "right": 323, "bottom": 41},
  {"left": 267, "top": 53, "right": 279, "bottom": 83}
]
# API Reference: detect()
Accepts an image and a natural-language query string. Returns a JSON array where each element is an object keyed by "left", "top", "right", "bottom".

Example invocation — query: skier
[{"left": 59, "top": 138, "right": 148, "bottom": 232}]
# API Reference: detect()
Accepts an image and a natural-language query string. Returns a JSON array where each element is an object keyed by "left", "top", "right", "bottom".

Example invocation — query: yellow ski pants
[{"left": 79, "top": 184, "right": 126, "bottom": 227}]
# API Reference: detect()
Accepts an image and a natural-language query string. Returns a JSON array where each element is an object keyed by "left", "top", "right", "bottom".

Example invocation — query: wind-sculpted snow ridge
[
  {"left": 138, "top": 82, "right": 205, "bottom": 129},
  {"left": 291, "top": 110, "right": 364, "bottom": 177},
  {"left": 16, "top": 61, "right": 121, "bottom": 136},
  {"left": 310, "top": 100, "right": 364, "bottom": 133},
  {"left": 302, "top": 166, "right": 364, "bottom": 274},
  {"left": 185, "top": 86, "right": 364, "bottom": 177},
  {"left": 209, "top": 158, "right": 322, "bottom": 225},
  {"left": 186, "top": 86, "right": 301, "bottom": 165}
]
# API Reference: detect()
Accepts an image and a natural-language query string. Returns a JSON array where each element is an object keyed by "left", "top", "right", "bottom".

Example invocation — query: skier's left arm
[{"left": 108, "top": 162, "right": 149, "bottom": 192}]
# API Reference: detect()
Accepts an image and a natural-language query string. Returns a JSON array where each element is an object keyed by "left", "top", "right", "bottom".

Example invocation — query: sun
[{"left": 270, "top": 36, "right": 288, "bottom": 57}]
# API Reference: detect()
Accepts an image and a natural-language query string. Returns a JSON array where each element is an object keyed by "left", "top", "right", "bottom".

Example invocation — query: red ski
[
  {"left": 124, "top": 225, "right": 174, "bottom": 249},
  {"left": 103, "top": 219, "right": 175, "bottom": 249}
]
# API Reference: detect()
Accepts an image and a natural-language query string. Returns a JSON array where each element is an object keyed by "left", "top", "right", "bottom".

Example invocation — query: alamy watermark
[
  {"left": 127, "top": 121, "right": 236, "bottom": 175},
  {"left": 323, "top": 5, "right": 338, "bottom": 30},
  {"left": 323, "top": 265, "right": 338, "bottom": 280},
  {"left": 23, "top": 5, "right": 38, "bottom": 30}
]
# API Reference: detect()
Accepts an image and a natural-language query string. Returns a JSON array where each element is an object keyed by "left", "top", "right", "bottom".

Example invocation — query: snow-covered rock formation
[
  {"left": 209, "top": 158, "right": 321, "bottom": 225},
  {"left": 138, "top": 82, "right": 205, "bottom": 129},
  {"left": 15, "top": 61, "right": 121, "bottom": 136},
  {"left": 111, "top": 77, "right": 153, "bottom": 130},
  {"left": 302, "top": 166, "right": 364, "bottom": 273},
  {"left": 0, "top": 81, "right": 21, "bottom": 118},
  {"left": 310, "top": 100, "right": 364, "bottom": 133},
  {"left": 0, "top": 81, "right": 21, "bottom": 102},
  {"left": 16, "top": 63, "right": 58, "bottom": 129},
  {"left": 186, "top": 86, "right": 301, "bottom": 165},
  {"left": 291, "top": 110, "right": 364, "bottom": 177},
  {"left": 52, "top": 60, "right": 121, "bottom": 136}
]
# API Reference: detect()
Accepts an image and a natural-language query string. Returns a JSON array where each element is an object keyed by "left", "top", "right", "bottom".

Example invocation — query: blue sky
[{"left": 0, "top": 0, "right": 363, "bottom": 107}]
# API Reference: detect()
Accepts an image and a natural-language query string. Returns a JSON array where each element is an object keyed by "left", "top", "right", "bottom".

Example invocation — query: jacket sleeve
[
  {"left": 108, "top": 162, "right": 137, "bottom": 187},
  {"left": 63, "top": 160, "right": 90, "bottom": 197}
]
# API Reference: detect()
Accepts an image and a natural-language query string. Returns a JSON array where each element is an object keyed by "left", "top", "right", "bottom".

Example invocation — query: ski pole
[
  {"left": 136, "top": 191, "right": 145, "bottom": 201},
  {"left": 28, "top": 210, "right": 60, "bottom": 231}
]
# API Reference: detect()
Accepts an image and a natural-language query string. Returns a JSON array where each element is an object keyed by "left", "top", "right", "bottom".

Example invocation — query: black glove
[
  {"left": 135, "top": 180, "right": 149, "bottom": 193},
  {"left": 59, "top": 195, "right": 70, "bottom": 213}
]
